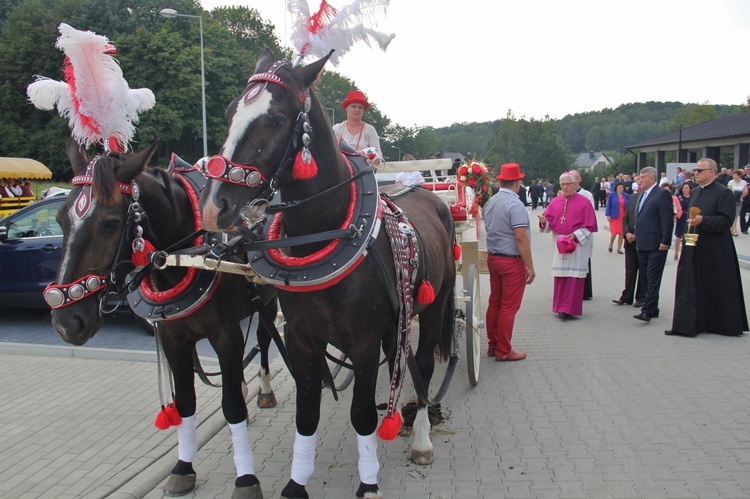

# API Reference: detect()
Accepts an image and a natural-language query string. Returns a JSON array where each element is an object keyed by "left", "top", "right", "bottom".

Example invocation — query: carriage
[
  {"left": 39, "top": 29, "right": 486, "bottom": 495},
  {"left": 154, "top": 155, "right": 487, "bottom": 389}
]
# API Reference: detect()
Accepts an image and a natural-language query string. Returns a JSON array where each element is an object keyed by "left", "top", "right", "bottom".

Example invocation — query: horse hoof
[
  {"left": 280, "top": 479, "right": 309, "bottom": 498},
  {"left": 356, "top": 481, "right": 382, "bottom": 498},
  {"left": 256, "top": 391, "right": 277, "bottom": 408},
  {"left": 231, "top": 483, "right": 263, "bottom": 499},
  {"left": 163, "top": 473, "right": 197, "bottom": 496},
  {"left": 411, "top": 449, "right": 434, "bottom": 465}
]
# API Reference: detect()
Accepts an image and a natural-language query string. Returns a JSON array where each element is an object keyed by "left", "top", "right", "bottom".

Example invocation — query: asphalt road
[{"left": 0, "top": 307, "right": 278, "bottom": 361}]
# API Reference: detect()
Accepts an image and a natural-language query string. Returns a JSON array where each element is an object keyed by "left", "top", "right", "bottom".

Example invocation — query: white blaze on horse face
[
  {"left": 222, "top": 90, "right": 274, "bottom": 160},
  {"left": 59, "top": 197, "right": 98, "bottom": 282}
]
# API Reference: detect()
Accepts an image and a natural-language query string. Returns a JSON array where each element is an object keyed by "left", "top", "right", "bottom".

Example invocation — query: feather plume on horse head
[
  {"left": 288, "top": 0, "right": 395, "bottom": 66},
  {"left": 26, "top": 23, "right": 155, "bottom": 153}
]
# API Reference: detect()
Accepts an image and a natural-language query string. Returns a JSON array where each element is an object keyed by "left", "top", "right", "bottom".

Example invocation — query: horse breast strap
[{"left": 127, "top": 157, "right": 223, "bottom": 321}]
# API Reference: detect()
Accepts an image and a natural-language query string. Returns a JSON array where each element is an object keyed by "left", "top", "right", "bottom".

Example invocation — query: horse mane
[
  {"left": 143, "top": 167, "right": 183, "bottom": 227},
  {"left": 91, "top": 155, "right": 122, "bottom": 206},
  {"left": 91, "top": 155, "right": 182, "bottom": 227}
]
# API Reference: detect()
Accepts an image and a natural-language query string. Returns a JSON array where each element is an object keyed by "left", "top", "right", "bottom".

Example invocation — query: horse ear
[
  {"left": 297, "top": 50, "right": 334, "bottom": 88},
  {"left": 67, "top": 138, "right": 89, "bottom": 175},
  {"left": 254, "top": 48, "right": 275, "bottom": 74},
  {"left": 118, "top": 142, "right": 159, "bottom": 183}
]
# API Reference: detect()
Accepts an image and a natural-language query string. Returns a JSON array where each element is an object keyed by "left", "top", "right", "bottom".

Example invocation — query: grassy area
[{"left": 29, "top": 181, "right": 72, "bottom": 199}]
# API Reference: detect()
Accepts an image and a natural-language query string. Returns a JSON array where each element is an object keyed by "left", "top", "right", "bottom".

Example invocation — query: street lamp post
[
  {"left": 160, "top": 8, "right": 208, "bottom": 159},
  {"left": 676, "top": 123, "right": 684, "bottom": 163}
]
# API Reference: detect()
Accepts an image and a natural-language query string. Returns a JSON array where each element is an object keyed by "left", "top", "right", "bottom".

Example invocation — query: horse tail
[
  {"left": 435, "top": 213, "right": 456, "bottom": 362},
  {"left": 435, "top": 283, "right": 455, "bottom": 362}
]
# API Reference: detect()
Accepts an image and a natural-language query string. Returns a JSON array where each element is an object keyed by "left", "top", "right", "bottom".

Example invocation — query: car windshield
[{"left": 6, "top": 202, "right": 63, "bottom": 239}]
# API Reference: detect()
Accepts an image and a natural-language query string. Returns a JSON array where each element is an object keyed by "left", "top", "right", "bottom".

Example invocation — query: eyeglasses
[
  {"left": 693, "top": 169, "right": 708, "bottom": 173},
  {"left": 560, "top": 182, "right": 574, "bottom": 187}
]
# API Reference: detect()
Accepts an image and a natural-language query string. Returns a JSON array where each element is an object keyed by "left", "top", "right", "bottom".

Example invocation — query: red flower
[
  {"left": 467, "top": 176, "right": 478, "bottom": 187},
  {"left": 472, "top": 164, "right": 482, "bottom": 175},
  {"left": 458, "top": 166, "right": 469, "bottom": 176}
]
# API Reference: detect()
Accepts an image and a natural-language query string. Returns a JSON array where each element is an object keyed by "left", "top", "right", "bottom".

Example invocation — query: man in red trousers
[{"left": 483, "top": 163, "right": 536, "bottom": 361}]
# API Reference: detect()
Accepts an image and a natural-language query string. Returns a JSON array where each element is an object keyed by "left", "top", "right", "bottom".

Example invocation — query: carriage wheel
[
  {"left": 465, "top": 264, "right": 482, "bottom": 386},
  {"left": 328, "top": 348, "right": 355, "bottom": 391}
]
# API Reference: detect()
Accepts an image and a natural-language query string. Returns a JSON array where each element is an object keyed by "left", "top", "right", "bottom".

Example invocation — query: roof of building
[
  {"left": 573, "top": 151, "right": 614, "bottom": 168},
  {"left": 627, "top": 112, "right": 750, "bottom": 149}
]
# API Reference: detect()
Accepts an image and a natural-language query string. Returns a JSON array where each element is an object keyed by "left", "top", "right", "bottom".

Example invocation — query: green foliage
[
  {"left": 484, "top": 112, "right": 572, "bottom": 180},
  {"left": 668, "top": 103, "right": 719, "bottom": 131}
]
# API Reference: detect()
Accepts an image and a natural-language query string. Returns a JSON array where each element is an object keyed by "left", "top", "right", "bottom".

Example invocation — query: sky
[{"left": 200, "top": 0, "right": 750, "bottom": 128}]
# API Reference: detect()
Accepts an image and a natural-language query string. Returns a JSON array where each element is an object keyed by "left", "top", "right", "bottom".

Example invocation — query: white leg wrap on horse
[
  {"left": 228, "top": 421, "right": 255, "bottom": 477},
  {"left": 357, "top": 432, "right": 380, "bottom": 485},
  {"left": 290, "top": 432, "right": 317, "bottom": 486},
  {"left": 177, "top": 415, "right": 198, "bottom": 463},
  {"left": 258, "top": 367, "right": 272, "bottom": 394},
  {"left": 413, "top": 407, "right": 433, "bottom": 453}
]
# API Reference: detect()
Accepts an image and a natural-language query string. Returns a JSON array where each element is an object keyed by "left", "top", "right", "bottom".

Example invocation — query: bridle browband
[{"left": 204, "top": 60, "right": 309, "bottom": 203}]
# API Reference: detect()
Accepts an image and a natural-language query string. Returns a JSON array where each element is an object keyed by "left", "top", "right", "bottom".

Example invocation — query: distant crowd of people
[{"left": 0, "top": 178, "right": 34, "bottom": 199}]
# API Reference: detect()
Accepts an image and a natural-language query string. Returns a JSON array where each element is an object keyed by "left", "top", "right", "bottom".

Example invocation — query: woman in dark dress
[{"left": 672, "top": 182, "right": 693, "bottom": 261}]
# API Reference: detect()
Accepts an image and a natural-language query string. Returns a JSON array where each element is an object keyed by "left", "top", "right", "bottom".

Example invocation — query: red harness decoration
[{"left": 260, "top": 153, "right": 378, "bottom": 292}]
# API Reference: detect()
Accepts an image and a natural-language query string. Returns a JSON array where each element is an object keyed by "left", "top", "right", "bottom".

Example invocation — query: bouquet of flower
[{"left": 458, "top": 160, "right": 491, "bottom": 215}]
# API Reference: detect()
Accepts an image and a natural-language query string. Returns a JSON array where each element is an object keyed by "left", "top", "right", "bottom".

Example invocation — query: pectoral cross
[{"left": 560, "top": 215, "right": 565, "bottom": 223}]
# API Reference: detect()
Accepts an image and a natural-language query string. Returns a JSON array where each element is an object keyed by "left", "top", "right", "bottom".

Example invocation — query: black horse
[
  {"left": 200, "top": 49, "right": 456, "bottom": 498},
  {"left": 48, "top": 139, "right": 277, "bottom": 498}
]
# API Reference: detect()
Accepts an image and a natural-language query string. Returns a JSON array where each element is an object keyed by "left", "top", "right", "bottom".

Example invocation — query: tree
[
  {"left": 669, "top": 103, "right": 719, "bottom": 130},
  {"left": 485, "top": 111, "right": 571, "bottom": 180}
]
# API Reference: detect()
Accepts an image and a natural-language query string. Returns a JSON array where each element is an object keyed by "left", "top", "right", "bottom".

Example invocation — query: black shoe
[
  {"left": 743, "top": 232, "right": 748, "bottom": 235},
  {"left": 558, "top": 312, "right": 571, "bottom": 320},
  {"left": 633, "top": 301, "right": 644, "bottom": 308},
  {"left": 612, "top": 299, "right": 631, "bottom": 305},
  {"left": 665, "top": 329, "right": 696, "bottom": 337},
  {"left": 633, "top": 313, "right": 651, "bottom": 322},
  {"left": 608, "top": 247, "right": 613, "bottom": 253}
]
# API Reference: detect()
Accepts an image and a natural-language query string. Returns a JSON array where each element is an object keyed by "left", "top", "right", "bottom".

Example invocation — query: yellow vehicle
[{"left": 0, "top": 157, "right": 52, "bottom": 217}]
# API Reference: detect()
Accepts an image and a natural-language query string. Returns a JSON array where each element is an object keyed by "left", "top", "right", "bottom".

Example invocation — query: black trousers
[
  {"left": 637, "top": 249, "right": 668, "bottom": 317},
  {"left": 740, "top": 202, "right": 750, "bottom": 233},
  {"left": 619, "top": 240, "right": 645, "bottom": 304},
  {"left": 584, "top": 259, "right": 593, "bottom": 299}
]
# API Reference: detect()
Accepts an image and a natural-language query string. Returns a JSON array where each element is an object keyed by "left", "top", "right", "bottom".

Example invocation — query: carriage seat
[{"left": 421, "top": 182, "right": 468, "bottom": 222}]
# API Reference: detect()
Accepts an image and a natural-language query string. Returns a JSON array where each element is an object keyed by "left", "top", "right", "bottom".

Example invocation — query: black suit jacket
[
  {"left": 622, "top": 191, "right": 640, "bottom": 238},
  {"left": 635, "top": 186, "right": 674, "bottom": 251}
]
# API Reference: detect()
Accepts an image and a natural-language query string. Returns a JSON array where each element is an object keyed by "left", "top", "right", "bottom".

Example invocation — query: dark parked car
[
  {"left": 0, "top": 194, "right": 65, "bottom": 308},
  {"left": 0, "top": 193, "right": 154, "bottom": 333}
]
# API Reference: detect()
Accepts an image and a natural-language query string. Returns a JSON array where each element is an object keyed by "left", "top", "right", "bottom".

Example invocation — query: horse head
[
  {"left": 49, "top": 139, "right": 157, "bottom": 345},
  {"left": 200, "top": 48, "right": 335, "bottom": 233}
]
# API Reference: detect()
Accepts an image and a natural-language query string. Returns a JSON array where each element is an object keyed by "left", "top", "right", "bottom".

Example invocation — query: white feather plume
[
  {"left": 26, "top": 23, "right": 155, "bottom": 152},
  {"left": 288, "top": 0, "right": 395, "bottom": 66}
]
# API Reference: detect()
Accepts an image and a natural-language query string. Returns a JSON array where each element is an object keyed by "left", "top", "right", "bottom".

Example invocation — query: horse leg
[
  {"left": 411, "top": 312, "right": 442, "bottom": 465},
  {"left": 160, "top": 331, "right": 200, "bottom": 496},
  {"left": 255, "top": 295, "right": 278, "bottom": 408},
  {"left": 210, "top": 322, "right": 263, "bottom": 499},
  {"left": 280, "top": 336, "right": 324, "bottom": 499},
  {"left": 351, "top": 348, "right": 383, "bottom": 498}
]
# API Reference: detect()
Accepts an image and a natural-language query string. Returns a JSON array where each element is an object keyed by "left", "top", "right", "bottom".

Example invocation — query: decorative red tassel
[
  {"left": 154, "top": 405, "right": 171, "bottom": 430},
  {"left": 416, "top": 280, "right": 435, "bottom": 305},
  {"left": 165, "top": 403, "right": 182, "bottom": 426},
  {"left": 132, "top": 239, "right": 155, "bottom": 267},
  {"left": 293, "top": 150, "right": 318, "bottom": 180},
  {"left": 377, "top": 412, "right": 402, "bottom": 441},
  {"left": 154, "top": 402, "right": 181, "bottom": 430},
  {"left": 453, "top": 243, "right": 461, "bottom": 261}
]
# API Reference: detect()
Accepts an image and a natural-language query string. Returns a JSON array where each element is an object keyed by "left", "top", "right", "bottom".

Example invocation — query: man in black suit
[
  {"left": 613, "top": 188, "right": 646, "bottom": 306},
  {"left": 634, "top": 166, "right": 674, "bottom": 322}
]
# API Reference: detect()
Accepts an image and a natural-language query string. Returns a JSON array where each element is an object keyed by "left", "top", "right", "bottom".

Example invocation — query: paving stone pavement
[{"left": 2, "top": 209, "right": 750, "bottom": 498}]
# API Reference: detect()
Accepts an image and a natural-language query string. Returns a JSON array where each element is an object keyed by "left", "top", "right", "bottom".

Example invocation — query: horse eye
[
  {"left": 103, "top": 219, "right": 120, "bottom": 230},
  {"left": 272, "top": 116, "right": 285, "bottom": 127}
]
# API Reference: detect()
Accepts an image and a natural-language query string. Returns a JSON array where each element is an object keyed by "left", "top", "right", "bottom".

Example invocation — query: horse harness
[{"left": 126, "top": 155, "right": 224, "bottom": 322}]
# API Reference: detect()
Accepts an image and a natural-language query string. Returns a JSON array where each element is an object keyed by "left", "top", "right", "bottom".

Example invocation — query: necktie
[{"left": 637, "top": 191, "right": 647, "bottom": 213}]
